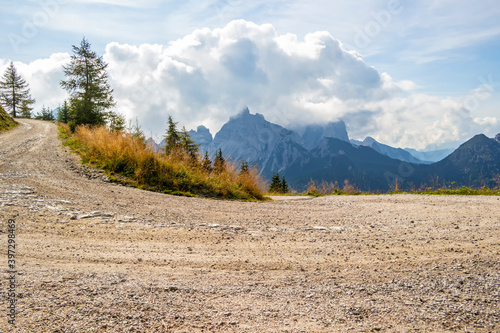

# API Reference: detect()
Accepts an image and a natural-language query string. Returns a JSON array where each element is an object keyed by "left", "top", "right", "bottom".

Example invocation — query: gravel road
[{"left": 1, "top": 119, "right": 499, "bottom": 332}]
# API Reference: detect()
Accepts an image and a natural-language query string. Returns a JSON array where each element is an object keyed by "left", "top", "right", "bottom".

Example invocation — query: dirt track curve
[{"left": 1, "top": 119, "right": 499, "bottom": 332}]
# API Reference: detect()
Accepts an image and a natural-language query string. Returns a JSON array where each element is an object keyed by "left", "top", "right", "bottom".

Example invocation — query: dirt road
[{"left": 1, "top": 119, "right": 499, "bottom": 332}]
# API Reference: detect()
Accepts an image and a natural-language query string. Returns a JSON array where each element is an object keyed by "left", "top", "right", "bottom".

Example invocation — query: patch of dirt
[{"left": 1, "top": 119, "right": 499, "bottom": 332}]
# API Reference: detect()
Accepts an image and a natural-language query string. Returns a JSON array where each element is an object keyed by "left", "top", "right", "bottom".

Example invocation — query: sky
[{"left": 1, "top": 0, "right": 499, "bottom": 150}]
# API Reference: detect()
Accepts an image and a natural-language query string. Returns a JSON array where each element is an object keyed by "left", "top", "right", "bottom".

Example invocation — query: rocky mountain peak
[
  {"left": 300, "top": 120, "right": 349, "bottom": 149},
  {"left": 188, "top": 125, "right": 213, "bottom": 154},
  {"left": 210, "top": 108, "right": 303, "bottom": 163}
]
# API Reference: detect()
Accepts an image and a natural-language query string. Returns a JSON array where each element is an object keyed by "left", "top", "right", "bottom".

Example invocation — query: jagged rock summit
[
  {"left": 208, "top": 107, "right": 303, "bottom": 164},
  {"left": 188, "top": 125, "right": 213, "bottom": 154}
]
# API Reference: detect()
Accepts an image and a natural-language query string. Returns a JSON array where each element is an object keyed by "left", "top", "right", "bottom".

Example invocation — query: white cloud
[
  {"left": 104, "top": 20, "right": 392, "bottom": 136},
  {"left": 0, "top": 53, "right": 70, "bottom": 114},
  {"left": 73, "top": 0, "right": 163, "bottom": 7},
  {"left": 1, "top": 20, "right": 498, "bottom": 149}
]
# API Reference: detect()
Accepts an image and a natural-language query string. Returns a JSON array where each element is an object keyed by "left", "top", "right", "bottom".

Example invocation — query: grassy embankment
[
  {"left": 389, "top": 187, "right": 500, "bottom": 195},
  {"left": 285, "top": 179, "right": 500, "bottom": 197},
  {"left": 59, "top": 124, "right": 267, "bottom": 201},
  {"left": 0, "top": 105, "right": 18, "bottom": 132}
]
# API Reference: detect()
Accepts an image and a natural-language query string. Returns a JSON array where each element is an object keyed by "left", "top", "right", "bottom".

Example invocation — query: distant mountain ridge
[
  {"left": 403, "top": 147, "right": 455, "bottom": 163},
  {"left": 147, "top": 109, "right": 500, "bottom": 192},
  {"left": 409, "top": 134, "right": 500, "bottom": 189},
  {"left": 351, "top": 136, "right": 428, "bottom": 164}
]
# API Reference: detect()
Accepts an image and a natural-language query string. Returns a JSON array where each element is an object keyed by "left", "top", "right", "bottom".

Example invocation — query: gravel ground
[{"left": 0, "top": 119, "right": 499, "bottom": 332}]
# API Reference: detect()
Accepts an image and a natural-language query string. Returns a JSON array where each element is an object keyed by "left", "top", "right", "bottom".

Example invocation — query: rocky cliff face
[
  {"left": 207, "top": 108, "right": 305, "bottom": 173},
  {"left": 205, "top": 108, "right": 352, "bottom": 176},
  {"left": 188, "top": 125, "right": 213, "bottom": 154},
  {"left": 300, "top": 121, "right": 349, "bottom": 149}
]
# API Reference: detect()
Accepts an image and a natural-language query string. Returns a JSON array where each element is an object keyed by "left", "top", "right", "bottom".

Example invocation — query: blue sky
[{"left": 1, "top": 0, "right": 499, "bottom": 149}]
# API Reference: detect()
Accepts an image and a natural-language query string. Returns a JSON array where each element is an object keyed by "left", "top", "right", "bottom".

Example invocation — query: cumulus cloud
[
  {"left": 104, "top": 20, "right": 391, "bottom": 137},
  {"left": 1, "top": 20, "right": 498, "bottom": 149},
  {"left": 0, "top": 53, "right": 70, "bottom": 114}
]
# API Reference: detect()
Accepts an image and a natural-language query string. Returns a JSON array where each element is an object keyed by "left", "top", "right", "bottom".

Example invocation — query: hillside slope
[
  {"left": 0, "top": 104, "right": 18, "bottom": 132},
  {"left": 410, "top": 134, "right": 500, "bottom": 188}
]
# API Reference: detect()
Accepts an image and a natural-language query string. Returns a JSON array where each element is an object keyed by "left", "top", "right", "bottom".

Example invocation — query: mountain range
[{"left": 151, "top": 108, "right": 500, "bottom": 192}]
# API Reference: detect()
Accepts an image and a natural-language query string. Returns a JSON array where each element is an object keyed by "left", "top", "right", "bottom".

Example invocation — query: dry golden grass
[{"left": 63, "top": 125, "right": 266, "bottom": 200}]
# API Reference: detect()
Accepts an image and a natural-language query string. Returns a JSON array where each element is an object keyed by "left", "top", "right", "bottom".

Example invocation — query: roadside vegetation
[
  {"left": 59, "top": 123, "right": 267, "bottom": 201},
  {"left": 388, "top": 186, "right": 500, "bottom": 196},
  {"left": 275, "top": 179, "right": 500, "bottom": 197},
  {"left": 0, "top": 104, "right": 18, "bottom": 132}
]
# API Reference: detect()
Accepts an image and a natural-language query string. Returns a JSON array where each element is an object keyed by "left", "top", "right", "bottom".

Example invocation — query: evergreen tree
[
  {"left": 269, "top": 171, "right": 282, "bottom": 193},
  {"left": 179, "top": 126, "right": 199, "bottom": 157},
  {"left": 164, "top": 115, "right": 180, "bottom": 155},
  {"left": 129, "top": 117, "right": 145, "bottom": 144},
  {"left": 213, "top": 149, "right": 225, "bottom": 174},
  {"left": 0, "top": 62, "right": 35, "bottom": 118},
  {"left": 106, "top": 111, "right": 126, "bottom": 132},
  {"left": 19, "top": 99, "right": 34, "bottom": 118},
  {"left": 201, "top": 151, "right": 213, "bottom": 173},
  {"left": 35, "top": 105, "right": 55, "bottom": 121},
  {"left": 281, "top": 175, "right": 289, "bottom": 193},
  {"left": 56, "top": 100, "right": 70, "bottom": 123},
  {"left": 60, "top": 37, "right": 115, "bottom": 131}
]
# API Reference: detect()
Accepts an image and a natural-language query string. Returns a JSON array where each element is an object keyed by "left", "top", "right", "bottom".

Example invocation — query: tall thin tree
[
  {"left": 0, "top": 62, "right": 35, "bottom": 118},
  {"left": 60, "top": 37, "right": 115, "bottom": 130},
  {"left": 201, "top": 151, "right": 213, "bottom": 173},
  {"left": 179, "top": 126, "right": 200, "bottom": 157},
  {"left": 56, "top": 100, "right": 70, "bottom": 123},
  {"left": 19, "top": 99, "right": 34, "bottom": 118},
  {"left": 213, "top": 149, "right": 226, "bottom": 174},
  {"left": 164, "top": 115, "right": 180, "bottom": 155}
]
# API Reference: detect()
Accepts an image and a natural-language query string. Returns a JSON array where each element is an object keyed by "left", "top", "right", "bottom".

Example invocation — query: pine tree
[
  {"left": 129, "top": 118, "right": 145, "bottom": 144},
  {"left": 0, "top": 62, "right": 35, "bottom": 118},
  {"left": 106, "top": 111, "right": 126, "bottom": 132},
  {"left": 19, "top": 99, "right": 34, "bottom": 118},
  {"left": 60, "top": 37, "right": 115, "bottom": 131},
  {"left": 35, "top": 105, "right": 55, "bottom": 121},
  {"left": 201, "top": 151, "right": 213, "bottom": 173},
  {"left": 213, "top": 149, "right": 225, "bottom": 174},
  {"left": 164, "top": 115, "right": 180, "bottom": 155},
  {"left": 269, "top": 171, "right": 282, "bottom": 193},
  {"left": 56, "top": 100, "right": 70, "bottom": 123},
  {"left": 281, "top": 175, "right": 289, "bottom": 193},
  {"left": 179, "top": 126, "right": 199, "bottom": 157}
]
